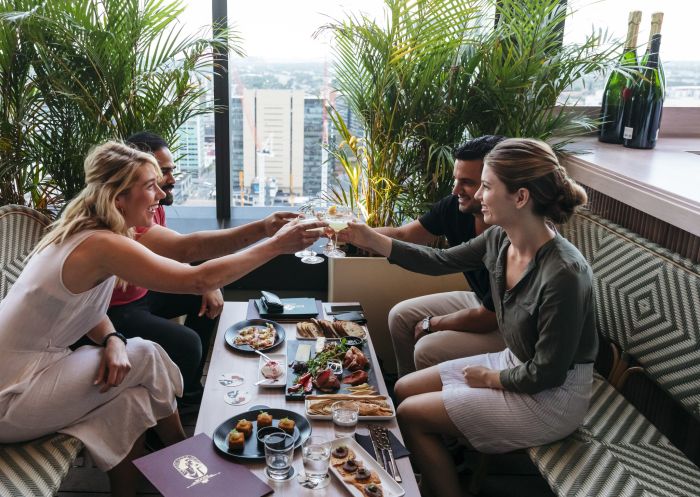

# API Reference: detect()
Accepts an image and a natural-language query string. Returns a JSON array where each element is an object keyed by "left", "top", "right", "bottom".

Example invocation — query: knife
[
  {"left": 376, "top": 426, "right": 402, "bottom": 483},
  {"left": 368, "top": 425, "right": 387, "bottom": 472}
]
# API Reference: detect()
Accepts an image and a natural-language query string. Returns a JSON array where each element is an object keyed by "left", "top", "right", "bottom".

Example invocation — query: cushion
[{"left": 0, "top": 434, "right": 83, "bottom": 497}]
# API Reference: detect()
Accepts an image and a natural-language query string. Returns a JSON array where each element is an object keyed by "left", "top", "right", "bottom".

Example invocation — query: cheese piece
[
  {"left": 295, "top": 344, "right": 311, "bottom": 362},
  {"left": 315, "top": 337, "right": 326, "bottom": 354}
]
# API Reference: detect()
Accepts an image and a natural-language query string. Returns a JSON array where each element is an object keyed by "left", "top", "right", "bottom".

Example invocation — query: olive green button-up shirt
[{"left": 388, "top": 226, "right": 597, "bottom": 394}]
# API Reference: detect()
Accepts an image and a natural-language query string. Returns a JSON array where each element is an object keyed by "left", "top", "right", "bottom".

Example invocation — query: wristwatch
[
  {"left": 421, "top": 316, "right": 433, "bottom": 334},
  {"left": 102, "top": 332, "right": 127, "bottom": 347}
]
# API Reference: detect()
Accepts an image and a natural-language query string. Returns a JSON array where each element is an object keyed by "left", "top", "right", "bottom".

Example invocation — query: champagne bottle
[
  {"left": 641, "top": 13, "right": 665, "bottom": 88},
  {"left": 599, "top": 11, "right": 642, "bottom": 143},
  {"left": 623, "top": 33, "right": 664, "bottom": 149}
]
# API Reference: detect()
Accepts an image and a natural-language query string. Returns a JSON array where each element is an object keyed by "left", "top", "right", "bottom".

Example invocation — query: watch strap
[{"left": 102, "top": 332, "right": 127, "bottom": 347}]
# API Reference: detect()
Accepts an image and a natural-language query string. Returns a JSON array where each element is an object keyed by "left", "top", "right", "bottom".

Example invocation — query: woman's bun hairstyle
[{"left": 484, "top": 138, "right": 587, "bottom": 223}]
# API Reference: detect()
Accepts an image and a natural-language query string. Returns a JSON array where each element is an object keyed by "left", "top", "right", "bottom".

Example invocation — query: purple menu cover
[{"left": 133, "top": 433, "right": 272, "bottom": 497}]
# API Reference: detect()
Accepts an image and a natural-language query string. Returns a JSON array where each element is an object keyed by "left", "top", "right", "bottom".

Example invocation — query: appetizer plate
[
  {"left": 285, "top": 339, "right": 379, "bottom": 401},
  {"left": 224, "top": 319, "right": 286, "bottom": 353},
  {"left": 305, "top": 395, "right": 396, "bottom": 421},
  {"left": 329, "top": 436, "right": 405, "bottom": 497},
  {"left": 212, "top": 407, "right": 311, "bottom": 461},
  {"left": 257, "top": 352, "right": 286, "bottom": 388}
]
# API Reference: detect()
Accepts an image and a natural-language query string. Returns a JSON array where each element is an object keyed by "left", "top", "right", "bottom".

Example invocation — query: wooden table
[{"left": 195, "top": 302, "right": 420, "bottom": 497}]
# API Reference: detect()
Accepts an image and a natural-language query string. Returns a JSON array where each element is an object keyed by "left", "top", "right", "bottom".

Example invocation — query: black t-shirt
[{"left": 418, "top": 195, "right": 494, "bottom": 311}]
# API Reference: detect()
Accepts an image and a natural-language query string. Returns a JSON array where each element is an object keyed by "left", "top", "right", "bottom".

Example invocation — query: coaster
[
  {"left": 218, "top": 373, "right": 245, "bottom": 387},
  {"left": 265, "top": 465, "right": 296, "bottom": 482},
  {"left": 223, "top": 390, "right": 252, "bottom": 406},
  {"left": 297, "top": 472, "right": 331, "bottom": 489}
]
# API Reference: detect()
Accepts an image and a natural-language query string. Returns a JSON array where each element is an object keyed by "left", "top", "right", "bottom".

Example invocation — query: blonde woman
[
  {"left": 0, "top": 141, "right": 325, "bottom": 497},
  {"left": 340, "top": 138, "right": 596, "bottom": 497}
]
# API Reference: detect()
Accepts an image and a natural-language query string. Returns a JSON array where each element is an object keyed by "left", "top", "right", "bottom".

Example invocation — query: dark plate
[
  {"left": 212, "top": 408, "right": 312, "bottom": 460},
  {"left": 285, "top": 339, "right": 376, "bottom": 401},
  {"left": 224, "top": 319, "right": 286, "bottom": 353}
]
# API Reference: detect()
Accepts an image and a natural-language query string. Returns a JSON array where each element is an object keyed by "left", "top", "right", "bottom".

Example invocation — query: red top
[{"left": 110, "top": 205, "right": 166, "bottom": 307}]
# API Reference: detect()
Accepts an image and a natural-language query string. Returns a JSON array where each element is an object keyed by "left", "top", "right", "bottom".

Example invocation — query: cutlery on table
[
  {"left": 255, "top": 350, "right": 275, "bottom": 363},
  {"left": 371, "top": 425, "right": 402, "bottom": 483},
  {"left": 368, "top": 426, "right": 387, "bottom": 472}
]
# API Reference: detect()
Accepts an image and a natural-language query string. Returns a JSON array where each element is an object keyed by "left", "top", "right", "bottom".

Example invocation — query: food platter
[
  {"left": 224, "top": 319, "right": 285, "bottom": 353},
  {"left": 212, "top": 407, "right": 311, "bottom": 460},
  {"left": 329, "top": 437, "right": 405, "bottom": 497},
  {"left": 305, "top": 395, "right": 396, "bottom": 420},
  {"left": 285, "top": 338, "right": 379, "bottom": 401}
]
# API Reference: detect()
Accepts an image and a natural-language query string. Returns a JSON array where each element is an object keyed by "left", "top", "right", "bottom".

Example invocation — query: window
[
  {"left": 170, "top": 1, "right": 216, "bottom": 207},
  {"left": 564, "top": 0, "right": 700, "bottom": 107},
  {"left": 225, "top": 0, "right": 384, "bottom": 207}
]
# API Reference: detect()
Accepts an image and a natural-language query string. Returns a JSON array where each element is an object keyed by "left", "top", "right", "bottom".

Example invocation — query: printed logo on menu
[{"left": 173, "top": 455, "right": 221, "bottom": 488}]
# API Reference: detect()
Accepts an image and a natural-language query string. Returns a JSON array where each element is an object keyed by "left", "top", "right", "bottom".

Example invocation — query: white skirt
[{"left": 439, "top": 348, "right": 593, "bottom": 453}]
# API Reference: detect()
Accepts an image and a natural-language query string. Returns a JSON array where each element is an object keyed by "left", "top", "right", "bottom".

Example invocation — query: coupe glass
[
  {"left": 326, "top": 205, "right": 353, "bottom": 258},
  {"left": 295, "top": 200, "right": 324, "bottom": 264}
]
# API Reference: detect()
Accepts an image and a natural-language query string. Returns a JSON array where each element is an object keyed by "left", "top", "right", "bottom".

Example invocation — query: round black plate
[
  {"left": 224, "top": 319, "right": 286, "bottom": 353},
  {"left": 213, "top": 408, "right": 312, "bottom": 460}
]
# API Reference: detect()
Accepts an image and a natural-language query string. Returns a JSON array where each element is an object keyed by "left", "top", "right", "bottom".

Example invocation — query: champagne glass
[
  {"left": 326, "top": 205, "right": 353, "bottom": 258},
  {"left": 295, "top": 200, "right": 324, "bottom": 264}
]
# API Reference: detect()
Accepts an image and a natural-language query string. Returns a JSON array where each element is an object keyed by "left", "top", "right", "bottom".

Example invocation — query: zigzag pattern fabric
[
  {"left": 0, "top": 205, "right": 51, "bottom": 299},
  {"left": 0, "top": 435, "right": 83, "bottom": 497},
  {"left": 0, "top": 205, "right": 83, "bottom": 496},
  {"left": 562, "top": 212, "right": 700, "bottom": 423},
  {"left": 528, "top": 375, "right": 700, "bottom": 497}
]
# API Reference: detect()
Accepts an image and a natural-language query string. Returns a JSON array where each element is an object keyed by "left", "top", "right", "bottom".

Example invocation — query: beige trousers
[{"left": 388, "top": 291, "right": 505, "bottom": 377}]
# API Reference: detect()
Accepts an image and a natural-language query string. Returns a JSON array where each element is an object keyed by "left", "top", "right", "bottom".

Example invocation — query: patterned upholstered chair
[
  {"left": 0, "top": 205, "right": 84, "bottom": 496},
  {"left": 527, "top": 211, "right": 700, "bottom": 497}
]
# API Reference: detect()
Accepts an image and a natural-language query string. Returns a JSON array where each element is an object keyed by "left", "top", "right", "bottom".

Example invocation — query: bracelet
[{"left": 102, "top": 332, "right": 127, "bottom": 347}]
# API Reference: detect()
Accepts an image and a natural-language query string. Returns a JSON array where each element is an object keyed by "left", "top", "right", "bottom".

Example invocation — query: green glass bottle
[
  {"left": 623, "top": 33, "right": 664, "bottom": 149},
  {"left": 640, "top": 13, "right": 665, "bottom": 89},
  {"left": 599, "top": 11, "right": 642, "bottom": 143}
]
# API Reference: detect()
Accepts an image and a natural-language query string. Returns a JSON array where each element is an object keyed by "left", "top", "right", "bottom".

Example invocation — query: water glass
[
  {"left": 264, "top": 432, "right": 295, "bottom": 480},
  {"left": 332, "top": 400, "right": 359, "bottom": 438},
  {"left": 301, "top": 436, "right": 331, "bottom": 488}
]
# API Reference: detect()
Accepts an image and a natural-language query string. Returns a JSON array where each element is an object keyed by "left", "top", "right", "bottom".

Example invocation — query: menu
[{"left": 134, "top": 433, "right": 272, "bottom": 497}]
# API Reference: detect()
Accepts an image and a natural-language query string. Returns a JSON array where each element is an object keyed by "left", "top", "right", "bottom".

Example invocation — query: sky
[{"left": 181, "top": 0, "right": 699, "bottom": 62}]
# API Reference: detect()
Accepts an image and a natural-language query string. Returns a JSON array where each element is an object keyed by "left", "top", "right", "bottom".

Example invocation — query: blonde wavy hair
[{"left": 35, "top": 141, "right": 162, "bottom": 253}]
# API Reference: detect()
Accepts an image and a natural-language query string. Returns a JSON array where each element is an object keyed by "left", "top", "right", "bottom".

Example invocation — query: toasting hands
[
  {"left": 271, "top": 219, "right": 327, "bottom": 254},
  {"left": 263, "top": 211, "right": 298, "bottom": 237}
]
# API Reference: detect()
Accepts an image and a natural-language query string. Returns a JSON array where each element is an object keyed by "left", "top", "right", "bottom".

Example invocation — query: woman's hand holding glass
[{"left": 271, "top": 218, "right": 327, "bottom": 255}]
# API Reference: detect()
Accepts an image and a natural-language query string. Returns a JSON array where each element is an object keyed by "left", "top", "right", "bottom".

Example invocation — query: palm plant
[
  {"left": 321, "top": 0, "right": 483, "bottom": 227},
  {"left": 324, "top": 0, "right": 620, "bottom": 227},
  {"left": 0, "top": 0, "right": 242, "bottom": 212},
  {"left": 462, "top": 0, "right": 619, "bottom": 147}
]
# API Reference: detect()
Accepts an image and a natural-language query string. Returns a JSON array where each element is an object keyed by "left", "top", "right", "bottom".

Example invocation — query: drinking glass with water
[
  {"left": 300, "top": 436, "right": 331, "bottom": 488},
  {"left": 264, "top": 432, "right": 295, "bottom": 480},
  {"left": 332, "top": 400, "right": 359, "bottom": 438}
]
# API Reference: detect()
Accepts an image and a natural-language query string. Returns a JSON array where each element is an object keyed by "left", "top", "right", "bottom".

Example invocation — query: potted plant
[
  {"left": 321, "top": 0, "right": 620, "bottom": 372},
  {"left": 0, "top": 0, "right": 242, "bottom": 214}
]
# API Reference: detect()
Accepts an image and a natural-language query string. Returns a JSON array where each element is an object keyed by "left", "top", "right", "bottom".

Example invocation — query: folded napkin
[{"left": 355, "top": 430, "right": 410, "bottom": 460}]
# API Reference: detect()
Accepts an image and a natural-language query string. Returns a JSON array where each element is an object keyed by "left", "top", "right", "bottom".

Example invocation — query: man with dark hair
[
  {"left": 107, "top": 131, "right": 297, "bottom": 406},
  {"left": 375, "top": 135, "right": 506, "bottom": 376}
]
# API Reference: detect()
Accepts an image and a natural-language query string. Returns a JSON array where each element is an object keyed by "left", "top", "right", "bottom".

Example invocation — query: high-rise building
[
  {"left": 229, "top": 89, "right": 332, "bottom": 203},
  {"left": 176, "top": 115, "right": 205, "bottom": 178}
]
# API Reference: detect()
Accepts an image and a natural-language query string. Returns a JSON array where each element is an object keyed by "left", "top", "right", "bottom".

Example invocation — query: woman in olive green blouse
[{"left": 341, "top": 138, "right": 596, "bottom": 497}]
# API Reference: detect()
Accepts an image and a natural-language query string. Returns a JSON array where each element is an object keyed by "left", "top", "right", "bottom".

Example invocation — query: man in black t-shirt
[{"left": 375, "top": 135, "right": 506, "bottom": 376}]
